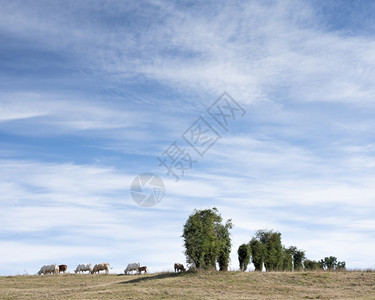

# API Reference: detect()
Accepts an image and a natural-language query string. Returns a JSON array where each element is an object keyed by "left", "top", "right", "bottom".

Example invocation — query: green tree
[
  {"left": 319, "top": 256, "right": 345, "bottom": 270},
  {"left": 337, "top": 261, "right": 346, "bottom": 270},
  {"left": 182, "top": 208, "right": 232, "bottom": 270},
  {"left": 216, "top": 220, "right": 233, "bottom": 271},
  {"left": 288, "top": 246, "right": 306, "bottom": 271},
  {"left": 281, "top": 246, "right": 293, "bottom": 271},
  {"left": 238, "top": 244, "right": 251, "bottom": 271},
  {"left": 322, "top": 256, "right": 338, "bottom": 270},
  {"left": 255, "top": 230, "right": 283, "bottom": 271},
  {"left": 249, "top": 238, "right": 265, "bottom": 271},
  {"left": 304, "top": 259, "right": 320, "bottom": 271}
]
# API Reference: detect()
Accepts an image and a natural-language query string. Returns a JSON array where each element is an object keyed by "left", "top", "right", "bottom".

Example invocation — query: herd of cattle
[{"left": 37, "top": 262, "right": 186, "bottom": 275}]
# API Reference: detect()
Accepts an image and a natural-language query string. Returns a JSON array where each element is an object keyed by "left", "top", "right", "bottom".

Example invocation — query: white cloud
[{"left": 1, "top": 1, "right": 375, "bottom": 109}]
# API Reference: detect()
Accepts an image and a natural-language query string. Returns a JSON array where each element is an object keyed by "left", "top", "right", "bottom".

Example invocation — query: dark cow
[
  {"left": 58, "top": 265, "right": 67, "bottom": 274},
  {"left": 174, "top": 263, "right": 185, "bottom": 272},
  {"left": 137, "top": 266, "right": 147, "bottom": 274}
]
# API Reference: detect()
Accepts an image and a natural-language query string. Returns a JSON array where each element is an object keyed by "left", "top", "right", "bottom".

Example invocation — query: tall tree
[
  {"left": 216, "top": 220, "right": 233, "bottom": 271},
  {"left": 281, "top": 246, "right": 293, "bottom": 271},
  {"left": 238, "top": 244, "right": 251, "bottom": 271},
  {"left": 255, "top": 230, "right": 283, "bottom": 271},
  {"left": 249, "top": 238, "right": 265, "bottom": 271},
  {"left": 182, "top": 208, "right": 232, "bottom": 270}
]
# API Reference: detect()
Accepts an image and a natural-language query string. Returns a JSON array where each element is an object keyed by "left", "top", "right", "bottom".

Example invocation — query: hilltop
[{"left": 1, "top": 271, "right": 374, "bottom": 299}]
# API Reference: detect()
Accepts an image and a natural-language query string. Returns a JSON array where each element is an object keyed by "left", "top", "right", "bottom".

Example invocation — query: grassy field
[{"left": 1, "top": 271, "right": 375, "bottom": 299}]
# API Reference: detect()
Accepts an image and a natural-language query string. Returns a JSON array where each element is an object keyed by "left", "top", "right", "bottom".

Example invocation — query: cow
[
  {"left": 58, "top": 265, "right": 67, "bottom": 274},
  {"left": 38, "top": 264, "right": 59, "bottom": 275},
  {"left": 124, "top": 263, "right": 140, "bottom": 275},
  {"left": 174, "top": 263, "right": 185, "bottom": 272},
  {"left": 74, "top": 263, "right": 92, "bottom": 274},
  {"left": 137, "top": 266, "right": 147, "bottom": 274},
  {"left": 91, "top": 263, "right": 110, "bottom": 274}
]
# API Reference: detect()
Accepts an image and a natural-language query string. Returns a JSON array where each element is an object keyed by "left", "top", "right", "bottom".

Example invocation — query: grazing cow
[
  {"left": 174, "top": 263, "right": 185, "bottom": 272},
  {"left": 124, "top": 263, "right": 140, "bottom": 275},
  {"left": 38, "top": 264, "right": 59, "bottom": 275},
  {"left": 74, "top": 263, "right": 92, "bottom": 274},
  {"left": 137, "top": 266, "right": 147, "bottom": 274},
  {"left": 58, "top": 265, "right": 67, "bottom": 274},
  {"left": 91, "top": 263, "right": 110, "bottom": 274}
]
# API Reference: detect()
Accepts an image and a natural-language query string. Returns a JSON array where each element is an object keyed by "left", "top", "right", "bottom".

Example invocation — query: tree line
[{"left": 182, "top": 208, "right": 346, "bottom": 271}]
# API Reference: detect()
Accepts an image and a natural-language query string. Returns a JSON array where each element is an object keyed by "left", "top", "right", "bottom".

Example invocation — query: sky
[{"left": 1, "top": 0, "right": 375, "bottom": 275}]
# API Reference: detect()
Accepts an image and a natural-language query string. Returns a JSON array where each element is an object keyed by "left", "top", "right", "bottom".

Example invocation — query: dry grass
[{"left": 1, "top": 271, "right": 375, "bottom": 299}]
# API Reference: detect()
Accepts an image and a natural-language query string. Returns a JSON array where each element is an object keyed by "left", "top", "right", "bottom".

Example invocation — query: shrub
[{"left": 238, "top": 244, "right": 251, "bottom": 271}]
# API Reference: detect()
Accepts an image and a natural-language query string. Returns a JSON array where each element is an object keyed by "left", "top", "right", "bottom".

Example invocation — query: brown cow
[
  {"left": 174, "top": 263, "right": 185, "bottom": 272},
  {"left": 137, "top": 266, "right": 147, "bottom": 274},
  {"left": 91, "top": 263, "right": 110, "bottom": 274},
  {"left": 58, "top": 265, "right": 67, "bottom": 274}
]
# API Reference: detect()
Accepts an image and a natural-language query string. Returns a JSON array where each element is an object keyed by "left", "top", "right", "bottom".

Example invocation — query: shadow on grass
[{"left": 118, "top": 272, "right": 190, "bottom": 284}]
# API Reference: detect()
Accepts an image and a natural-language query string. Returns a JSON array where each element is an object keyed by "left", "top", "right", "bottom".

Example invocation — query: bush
[
  {"left": 238, "top": 244, "right": 251, "bottom": 271},
  {"left": 249, "top": 238, "right": 265, "bottom": 271}
]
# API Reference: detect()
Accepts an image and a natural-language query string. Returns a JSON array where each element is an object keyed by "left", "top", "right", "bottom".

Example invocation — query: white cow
[
  {"left": 91, "top": 263, "right": 110, "bottom": 274},
  {"left": 74, "top": 263, "right": 92, "bottom": 274},
  {"left": 38, "top": 264, "right": 59, "bottom": 275},
  {"left": 124, "top": 263, "right": 140, "bottom": 274}
]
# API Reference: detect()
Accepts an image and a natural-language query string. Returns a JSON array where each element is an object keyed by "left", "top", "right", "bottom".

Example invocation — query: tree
[
  {"left": 255, "top": 230, "right": 283, "bottom": 271},
  {"left": 216, "top": 220, "right": 233, "bottom": 271},
  {"left": 238, "top": 244, "right": 251, "bottom": 271},
  {"left": 288, "top": 246, "right": 306, "bottom": 271},
  {"left": 318, "top": 259, "right": 325, "bottom": 270},
  {"left": 319, "top": 256, "right": 346, "bottom": 270},
  {"left": 322, "top": 256, "right": 338, "bottom": 270},
  {"left": 304, "top": 259, "right": 320, "bottom": 271},
  {"left": 249, "top": 238, "right": 265, "bottom": 271},
  {"left": 294, "top": 249, "right": 306, "bottom": 271},
  {"left": 182, "top": 208, "right": 232, "bottom": 270},
  {"left": 337, "top": 261, "right": 346, "bottom": 270},
  {"left": 281, "top": 246, "right": 293, "bottom": 271}
]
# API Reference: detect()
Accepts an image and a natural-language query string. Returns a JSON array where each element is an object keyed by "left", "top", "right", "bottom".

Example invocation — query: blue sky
[{"left": 1, "top": 0, "right": 375, "bottom": 275}]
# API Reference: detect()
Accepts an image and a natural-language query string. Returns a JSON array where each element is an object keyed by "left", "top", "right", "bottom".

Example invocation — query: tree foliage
[
  {"left": 281, "top": 246, "right": 293, "bottom": 271},
  {"left": 254, "top": 229, "right": 283, "bottom": 271},
  {"left": 238, "top": 244, "right": 251, "bottom": 271},
  {"left": 322, "top": 256, "right": 337, "bottom": 270},
  {"left": 182, "top": 208, "right": 232, "bottom": 270},
  {"left": 304, "top": 259, "right": 321, "bottom": 271},
  {"left": 216, "top": 220, "right": 233, "bottom": 271},
  {"left": 249, "top": 238, "right": 265, "bottom": 271},
  {"left": 337, "top": 261, "right": 346, "bottom": 270},
  {"left": 288, "top": 246, "right": 306, "bottom": 271},
  {"left": 319, "top": 256, "right": 346, "bottom": 270}
]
